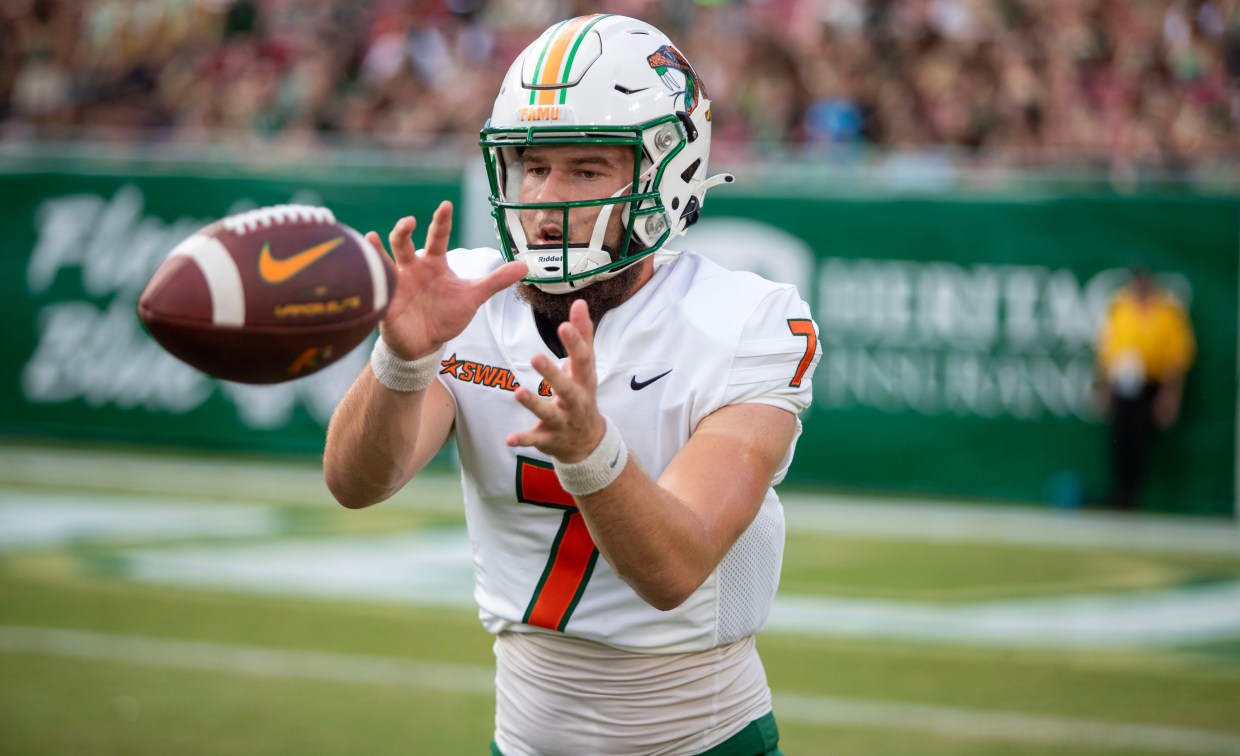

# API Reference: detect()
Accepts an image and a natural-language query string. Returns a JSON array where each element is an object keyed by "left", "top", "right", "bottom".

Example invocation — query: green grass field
[{"left": 3, "top": 444, "right": 1240, "bottom": 755}]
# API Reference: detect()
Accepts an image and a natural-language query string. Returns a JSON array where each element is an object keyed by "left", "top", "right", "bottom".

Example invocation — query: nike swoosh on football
[
  {"left": 630, "top": 369, "right": 672, "bottom": 390},
  {"left": 258, "top": 236, "right": 345, "bottom": 284}
]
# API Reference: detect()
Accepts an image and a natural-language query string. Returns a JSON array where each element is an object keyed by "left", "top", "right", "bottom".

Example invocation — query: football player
[{"left": 325, "top": 14, "right": 820, "bottom": 755}]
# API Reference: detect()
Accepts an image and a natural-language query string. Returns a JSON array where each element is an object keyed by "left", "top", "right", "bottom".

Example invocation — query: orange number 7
[
  {"left": 787, "top": 319, "right": 817, "bottom": 388},
  {"left": 516, "top": 457, "right": 600, "bottom": 632}
]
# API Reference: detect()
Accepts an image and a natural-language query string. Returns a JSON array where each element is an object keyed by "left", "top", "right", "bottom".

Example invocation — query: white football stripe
[
  {"left": 350, "top": 226, "right": 389, "bottom": 311},
  {"left": 168, "top": 235, "right": 245, "bottom": 326}
]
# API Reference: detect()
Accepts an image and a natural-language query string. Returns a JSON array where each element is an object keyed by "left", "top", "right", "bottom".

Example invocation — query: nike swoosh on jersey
[
  {"left": 258, "top": 236, "right": 344, "bottom": 284},
  {"left": 630, "top": 369, "right": 672, "bottom": 390}
]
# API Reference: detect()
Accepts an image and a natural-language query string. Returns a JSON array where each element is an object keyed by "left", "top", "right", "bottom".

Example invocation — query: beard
[{"left": 515, "top": 261, "right": 645, "bottom": 324}]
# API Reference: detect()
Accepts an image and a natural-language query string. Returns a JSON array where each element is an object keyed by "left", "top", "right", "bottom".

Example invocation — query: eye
[
  {"left": 526, "top": 165, "right": 550, "bottom": 177},
  {"left": 578, "top": 169, "right": 601, "bottom": 180}
]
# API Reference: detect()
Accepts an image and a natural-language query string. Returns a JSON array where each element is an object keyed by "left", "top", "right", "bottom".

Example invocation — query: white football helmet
[{"left": 480, "top": 14, "right": 733, "bottom": 293}]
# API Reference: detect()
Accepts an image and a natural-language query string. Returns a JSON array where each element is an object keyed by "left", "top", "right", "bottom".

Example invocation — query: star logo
[{"left": 439, "top": 353, "right": 465, "bottom": 378}]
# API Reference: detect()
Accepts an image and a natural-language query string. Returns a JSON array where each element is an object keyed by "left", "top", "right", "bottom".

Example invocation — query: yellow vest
[{"left": 1096, "top": 287, "right": 1195, "bottom": 383}]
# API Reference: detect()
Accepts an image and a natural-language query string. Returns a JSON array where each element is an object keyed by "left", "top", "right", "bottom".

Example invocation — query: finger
[
  {"left": 423, "top": 201, "right": 453, "bottom": 258},
  {"left": 472, "top": 260, "right": 529, "bottom": 305},
  {"left": 558, "top": 323, "right": 595, "bottom": 389},
  {"left": 528, "top": 353, "right": 569, "bottom": 393},
  {"left": 558, "top": 300, "right": 594, "bottom": 350},
  {"left": 529, "top": 352, "right": 570, "bottom": 384},
  {"left": 365, "top": 231, "right": 390, "bottom": 260},
  {"left": 387, "top": 216, "right": 417, "bottom": 266},
  {"left": 507, "top": 428, "right": 547, "bottom": 448},
  {"left": 570, "top": 299, "right": 594, "bottom": 341},
  {"left": 513, "top": 385, "right": 559, "bottom": 424},
  {"left": 559, "top": 302, "right": 597, "bottom": 388}
]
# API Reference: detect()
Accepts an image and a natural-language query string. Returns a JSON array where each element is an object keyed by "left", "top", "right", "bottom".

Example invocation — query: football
[{"left": 138, "top": 204, "right": 394, "bottom": 384}]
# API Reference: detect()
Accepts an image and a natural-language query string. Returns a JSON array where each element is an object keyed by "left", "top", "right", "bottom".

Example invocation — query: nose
[{"left": 532, "top": 168, "right": 572, "bottom": 204}]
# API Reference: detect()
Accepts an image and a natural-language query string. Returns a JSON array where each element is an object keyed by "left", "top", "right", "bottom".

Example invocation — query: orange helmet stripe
[{"left": 533, "top": 14, "right": 603, "bottom": 105}]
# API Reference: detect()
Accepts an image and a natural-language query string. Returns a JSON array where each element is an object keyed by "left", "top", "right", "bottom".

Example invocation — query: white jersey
[{"left": 438, "top": 247, "right": 819, "bottom": 654}]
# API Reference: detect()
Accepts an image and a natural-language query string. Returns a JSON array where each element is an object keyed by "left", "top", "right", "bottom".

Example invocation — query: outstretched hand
[
  {"left": 368, "top": 201, "right": 527, "bottom": 360},
  {"left": 507, "top": 299, "right": 607, "bottom": 463}
]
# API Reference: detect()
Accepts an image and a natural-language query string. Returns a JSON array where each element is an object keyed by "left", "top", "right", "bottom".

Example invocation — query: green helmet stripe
[{"left": 558, "top": 14, "right": 612, "bottom": 104}]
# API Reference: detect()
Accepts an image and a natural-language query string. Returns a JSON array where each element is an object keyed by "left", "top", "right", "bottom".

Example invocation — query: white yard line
[
  {"left": 0, "top": 492, "right": 280, "bottom": 550},
  {"left": 5, "top": 492, "right": 1240, "bottom": 648},
  {"left": 773, "top": 692, "right": 1240, "bottom": 755},
  {"left": 6, "top": 445, "right": 1238, "bottom": 553},
  {"left": 0, "top": 445, "right": 462, "bottom": 511},
  {"left": 781, "top": 495, "right": 1240, "bottom": 555},
  {"left": 111, "top": 532, "right": 1240, "bottom": 649},
  {"left": 0, "top": 625, "right": 495, "bottom": 695},
  {"left": 4, "top": 625, "right": 1239, "bottom": 755},
  {"left": 768, "top": 582, "right": 1240, "bottom": 648}
]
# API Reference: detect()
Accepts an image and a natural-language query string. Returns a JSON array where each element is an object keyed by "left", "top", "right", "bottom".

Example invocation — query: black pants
[{"left": 1108, "top": 382, "right": 1160, "bottom": 510}]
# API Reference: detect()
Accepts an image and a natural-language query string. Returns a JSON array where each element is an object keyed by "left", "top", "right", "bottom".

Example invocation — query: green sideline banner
[
  {"left": 690, "top": 191, "right": 1238, "bottom": 515},
  {"left": 1, "top": 163, "right": 1236, "bottom": 514},
  {"left": 0, "top": 169, "right": 459, "bottom": 460}
]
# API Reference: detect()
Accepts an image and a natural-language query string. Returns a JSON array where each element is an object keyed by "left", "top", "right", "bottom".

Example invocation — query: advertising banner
[
  {"left": 0, "top": 169, "right": 458, "bottom": 457},
  {"left": 2, "top": 162, "right": 1236, "bottom": 513},
  {"left": 689, "top": 192, "right": 1238, "bottom": 514}
]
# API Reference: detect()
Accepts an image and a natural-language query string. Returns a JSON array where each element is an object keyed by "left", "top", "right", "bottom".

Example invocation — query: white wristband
[
  {"left": 369, "top": 338, "right": 444, "bottom": 392},
  {"left": 554, "top": 415, "right": 628, "bottom": 497}
]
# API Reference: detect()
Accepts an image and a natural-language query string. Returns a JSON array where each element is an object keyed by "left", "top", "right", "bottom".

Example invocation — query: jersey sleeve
[
  {"left": 722, "top": 286, "right": 820, "bottom": 416},
  {"left": 710, "top": 285, "right": 819, "bottom": 484}
]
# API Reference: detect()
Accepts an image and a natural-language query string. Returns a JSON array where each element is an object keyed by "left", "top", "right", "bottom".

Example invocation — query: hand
[
  {"left": 507, "top": 299, "right": 606, "bottom": 463},
  {"left": 1153, "top": 387, "right": 1181, "bottom": 428},
  {"left": 368, "top": 201, "right": 527, "bottom": 359}
]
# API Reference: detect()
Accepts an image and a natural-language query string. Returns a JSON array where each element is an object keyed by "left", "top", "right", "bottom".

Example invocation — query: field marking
[
  {"left": 781, "top": 496, "right": 1240, "bottom": 556},
  {"left": 5, "top": 494, "right": 1240, "bottom": 649},
  {"left": 5, "top": 444, "right": 1238, "bottom": 551},
  {"left": 767, "top": 581, "right": 1240, "bottom": 648},
  {"left": 0, "top": 625, "right": 494, "bottom": 695},
  {"left": 119, "top": 530, "right": 479, "bottom": 609},
  {"left": 4, "top": 625, "right": 1239, "bottom": 755},
  {"left": 0, "top": 492, "right": 280, "bottom": 551},
  {"left": 0, "top": 446, "right": 463, "bottom": 512},
  {"left": 774, "top": 692, "right": 1240, "bottom": 755},
  {"left": 114, "top": 530, "right": 1240, "bottom": 649}
]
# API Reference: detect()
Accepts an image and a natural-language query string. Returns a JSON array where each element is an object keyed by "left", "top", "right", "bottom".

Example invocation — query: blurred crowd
[{"left": 1, "top": 0, "right": 1238, "bottom": 178}]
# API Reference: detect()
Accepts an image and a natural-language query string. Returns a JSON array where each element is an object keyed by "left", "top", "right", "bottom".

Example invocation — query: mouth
[{"left": 536, "top": 224, "right": 564, "bottom": 246}]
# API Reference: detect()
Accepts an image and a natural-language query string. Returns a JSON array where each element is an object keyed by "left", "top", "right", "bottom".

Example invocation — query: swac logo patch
[
  {"left": 646, "top": 44, "right": 706, "bottom": 114},
  {"left": 439, "top": 353, "right": 521, "bottom": 392}
]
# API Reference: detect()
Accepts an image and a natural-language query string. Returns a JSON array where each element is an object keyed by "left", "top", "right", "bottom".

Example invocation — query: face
[{"left": 517, "top": 144, "right": 636, "bottom": 255}]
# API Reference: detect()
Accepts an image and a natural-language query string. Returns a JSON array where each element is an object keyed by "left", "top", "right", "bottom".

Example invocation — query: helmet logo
[
  {"left": 520, "top": 105, "right": 562, "bottom": 121},
  {"left": 646, "top": 45, "right": 706, "bottom": 114}
]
